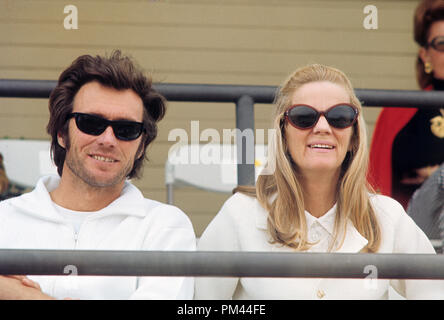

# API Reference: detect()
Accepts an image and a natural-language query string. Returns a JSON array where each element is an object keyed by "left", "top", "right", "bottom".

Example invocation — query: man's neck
[{"left": 49, "top": 175, "right": 124, "bottom": 212}]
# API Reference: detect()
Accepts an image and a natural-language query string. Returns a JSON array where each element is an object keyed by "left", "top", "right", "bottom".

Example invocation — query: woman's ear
[{"left": 419, "top": 47, "right": 429, "bottom": 64}]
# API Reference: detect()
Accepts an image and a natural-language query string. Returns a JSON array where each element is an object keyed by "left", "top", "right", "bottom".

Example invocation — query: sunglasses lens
[
  {"left": 113, "top": 122, "right": 144, "bottom": 141},
  {"left": 72, "top": 113, "right": 144, "bottom": 141},
  {"left": 326, "top": 105, "right": 357, "bottom": 128},
  {"left": 75, "top": 114, "right": 107, "bottom": 136},
  {"left": 287, "top": 106, "right": 318, "bottom": 128}
]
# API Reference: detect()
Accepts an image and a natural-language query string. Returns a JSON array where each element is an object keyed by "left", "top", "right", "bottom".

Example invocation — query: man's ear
[
  {"left": 57, "top": 132, "right": 66, "bottom": 149},
  {"left": 136, "top": 145, "right": 144, "bottom": 160}
]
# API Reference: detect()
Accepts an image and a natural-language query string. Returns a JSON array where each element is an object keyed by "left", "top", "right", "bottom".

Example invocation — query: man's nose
[{"left": 96, "top": 125, "right": 118, "bottom": 146}]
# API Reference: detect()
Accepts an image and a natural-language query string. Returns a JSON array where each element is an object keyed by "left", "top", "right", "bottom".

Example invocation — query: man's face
[{"left": 58, "top": 81, "right": 144, "bottom": 188}]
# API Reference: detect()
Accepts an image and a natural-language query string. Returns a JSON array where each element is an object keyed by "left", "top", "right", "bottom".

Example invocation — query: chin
[
  {"left": 305, "top": 164, "right": 341, "bottom": 174},
  {"left": 83, "top": 172, "right": 124, "bottom": 188}
]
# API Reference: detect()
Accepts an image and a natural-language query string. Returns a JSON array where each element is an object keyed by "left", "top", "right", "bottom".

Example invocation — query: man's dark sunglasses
[
  {"left": 426, "top": 36, "right": 444, "bottom": 52},
  {"left": 284, "top": 103, "right": 359, "bottom": 130},
  {"left": 67, "top": 113, "right": 145, "bottom": 141}
]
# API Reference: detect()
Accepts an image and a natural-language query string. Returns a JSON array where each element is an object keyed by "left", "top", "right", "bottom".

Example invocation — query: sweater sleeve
[
  {"left": 129, "top": 205, "right": 197, "bottom": 300},
  {"left": 388, "top": 199, "right": 444, "bottom": 299}
]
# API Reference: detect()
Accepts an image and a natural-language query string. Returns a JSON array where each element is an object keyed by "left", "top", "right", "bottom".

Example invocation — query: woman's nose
[{"left": 313, "top": 114, "right": 332, "bottom": 133}]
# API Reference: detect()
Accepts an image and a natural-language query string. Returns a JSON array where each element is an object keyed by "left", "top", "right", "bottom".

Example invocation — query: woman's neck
[{"left": 299, "top": 172, "right": 339, "bottom": 218}]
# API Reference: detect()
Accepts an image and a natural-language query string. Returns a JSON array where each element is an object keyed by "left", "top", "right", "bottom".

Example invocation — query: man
[
  {"left": 407, "top": 163, "right": 444, "bottom": 251},
  {"left": 0, "top": 153, "right": 31, "bottom": 201},
  {"left": 0, "top": 153, "right": 7, "bottom": 196},
  {"left": 0, "top": 51, "right": 196, "bottom": 299}
]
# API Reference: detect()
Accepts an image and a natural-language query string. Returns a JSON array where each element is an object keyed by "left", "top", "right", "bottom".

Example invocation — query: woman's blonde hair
[{"left": 236, "top": 64, "right": 381, "bottom": 253}]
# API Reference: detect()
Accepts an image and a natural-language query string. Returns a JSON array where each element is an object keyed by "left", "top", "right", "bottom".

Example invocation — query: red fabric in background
[
  {"left": 368, "top": 108, "right": 417, "bottom": 195},
  {"left": 368, "top": 86, "right": 433, "bottom": 208}
]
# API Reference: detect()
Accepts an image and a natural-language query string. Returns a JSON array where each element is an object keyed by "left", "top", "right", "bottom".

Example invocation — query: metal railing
[
  {"left": 0, "top": 249, "right": 443, "bottom": 279},
  {"left": 1, "top": 79, "right": 444, "bottom": 186},
  {"left": 0, "top": 79, "right": 443, "bottom": 280}
]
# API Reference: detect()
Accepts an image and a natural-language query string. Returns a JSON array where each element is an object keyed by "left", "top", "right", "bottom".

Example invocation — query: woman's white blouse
[{"left": 195, "top": 193, "right": 444, "bottom": 300}]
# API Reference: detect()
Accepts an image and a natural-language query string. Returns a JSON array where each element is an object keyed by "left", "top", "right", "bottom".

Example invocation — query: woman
[
  {"left": 369, "top": 0, "right": 444, "bottom": 210},
  {"left": 195, "top": 64, "right": 443, "bottom": 300}
]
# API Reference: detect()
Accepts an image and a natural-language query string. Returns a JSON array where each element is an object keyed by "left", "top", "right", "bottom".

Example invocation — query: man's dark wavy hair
[{"left": 47, "top": 50, "right": 166, "bottom": 179}]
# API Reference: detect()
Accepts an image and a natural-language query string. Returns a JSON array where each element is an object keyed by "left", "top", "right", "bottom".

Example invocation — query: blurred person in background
[
  {"left": 369, "top": 0, "right": 444, "bottom": 213},
  {"left": 407, "top": 163, "right": 443, "bottom": 250},
  {"left": 0, "top": 153, "right": 29, "bottom": 201},
  {"left": 0, "top": 154, "right": 8, "bottom": 196}
]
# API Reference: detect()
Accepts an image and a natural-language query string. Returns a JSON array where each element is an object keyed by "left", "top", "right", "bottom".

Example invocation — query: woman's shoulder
[
  {"left": 225, "top": 191, "right": 258, "bottom": 206},
  {"left": 225, "top": 191, "right": 268, "bottom": 210},
  {"left": 368, "top": 193, "right": 406, "bottom": 226},
  {"left": 217, "top": 191, "right": 267, "bottom": 222}
]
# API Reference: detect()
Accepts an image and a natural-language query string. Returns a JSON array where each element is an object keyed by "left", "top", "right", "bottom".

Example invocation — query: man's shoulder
[
  {"left": 0, "top": 188, "right": 36, "bottom": 211},
  {"left": 141, "top": 197, "right": 184, "bottom": 216},
  {"left": 139, "top": 197, "right": 193, "bottom": 229},
  {"left": 123, "top": 182, "right": 189, "bottom": 219}
]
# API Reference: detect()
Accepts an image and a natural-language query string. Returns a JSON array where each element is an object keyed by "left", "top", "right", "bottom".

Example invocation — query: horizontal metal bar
[
  {"left": 0, "top": 79, "right": 277, "bottom": 103},
  {"left": 355, "top": 88, "right": 444, "bottom": 109},
  {"left": 154, "top": 83, "right": 277, "bottom": 103},
  {"left": 0, "top": 249, "right": 443, "bottom": 279},
  {"left": 1, "top": 79, "right": 444, "bottom": 108}
]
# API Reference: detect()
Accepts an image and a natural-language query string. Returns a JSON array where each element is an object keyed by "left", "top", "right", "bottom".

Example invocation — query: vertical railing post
[{"left": 235, "top": 95, "right": 255, "bottom": 186}]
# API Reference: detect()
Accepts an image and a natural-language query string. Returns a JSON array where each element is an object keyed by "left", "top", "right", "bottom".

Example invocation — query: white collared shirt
[
  {"left": 195, "top": 192, "right": 444, "bottom": 300},
  {"left": 305, "top": 205, "right": 337, "bottom": 252}
]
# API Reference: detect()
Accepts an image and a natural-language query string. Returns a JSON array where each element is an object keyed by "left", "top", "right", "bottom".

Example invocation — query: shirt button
[
  {"left": 317, "top": 289, "right": 326, "bottom": 299},
  {"left": 311, "top": 231, "right": 321, "bottom": 241}
]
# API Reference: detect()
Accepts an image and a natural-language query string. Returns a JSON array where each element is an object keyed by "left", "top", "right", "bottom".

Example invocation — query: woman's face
[
  {"left": 285, "top": 81, "right": 354, "bottom": 178},
  {"left": 420, "top": 20, "right": 444, "bottom": 80}
]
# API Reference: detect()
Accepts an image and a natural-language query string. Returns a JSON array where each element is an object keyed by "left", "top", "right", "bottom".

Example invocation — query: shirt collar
[
  {"left": 255, "top": 202, "right": 338, "bottom": 234},
  {"left": 11, "top": 175, "right": 148, "bottom": 221},
  {"left": 304, "top": 204, "right": 337, "bottom": 236},
  {"left": 255, "top": 200, "right": 368, "bottom": 253}
]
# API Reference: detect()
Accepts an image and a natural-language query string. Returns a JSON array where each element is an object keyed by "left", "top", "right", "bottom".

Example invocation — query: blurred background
[{"left": 0, "top": 0, "right": 421, "bottom": 236}]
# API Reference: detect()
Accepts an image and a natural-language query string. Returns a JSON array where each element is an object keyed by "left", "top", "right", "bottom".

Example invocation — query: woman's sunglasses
[
  {"left": 67, "top": 112, "right": 145, "bottom": 141},
  {"left": 426, "top": 36, "right": 444, "bottom": 52},
  {"left": 284, "top": 103, "right": 359, "bottom": 130}
]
